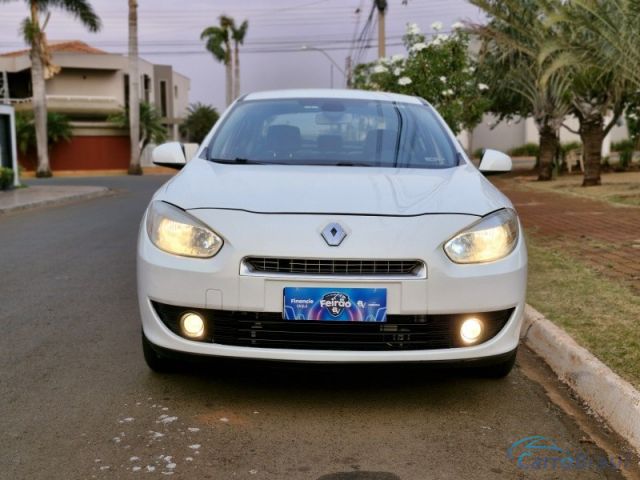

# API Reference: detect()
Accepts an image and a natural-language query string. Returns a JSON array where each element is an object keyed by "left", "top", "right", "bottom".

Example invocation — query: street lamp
[{"left": 300, "top": 45, "right": 347, "bottom": 88}]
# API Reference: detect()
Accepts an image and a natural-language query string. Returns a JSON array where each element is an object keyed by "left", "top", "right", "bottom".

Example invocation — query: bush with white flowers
[{"left": 352, "top": 21, "right": 490, "bottom": 135}]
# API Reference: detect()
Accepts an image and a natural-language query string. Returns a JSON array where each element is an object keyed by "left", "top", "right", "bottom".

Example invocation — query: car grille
[
  {"left": 243, "top": 257, "right": 425, "bottom": 277},
  {"left": 152, "top": 302, "right": 514, "bottom": 351}
]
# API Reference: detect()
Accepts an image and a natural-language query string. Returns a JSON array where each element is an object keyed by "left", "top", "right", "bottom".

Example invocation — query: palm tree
[
  {"left": 470, "top": 0, "right": 571, "bottom": 181},
  {"left": 201, "top": 16, "right": 233, "bottom": 106},
  {"left": 231, "top": 19, "right": 248, "bottom": 100},
  {"left": 180, "top": 102, "right": 220, "bottom": 144},
  {"left": 543, "top": 0, "right": 633, "bottom": 186},
  {"left": 4, "top": 0, "right": 100, "bottom": 177},
  {"left": 128, "top": 0, "right": 142, "bottom": 175},
  {"left": 109, "top": 102, "right": 167, "bottom": 156}
]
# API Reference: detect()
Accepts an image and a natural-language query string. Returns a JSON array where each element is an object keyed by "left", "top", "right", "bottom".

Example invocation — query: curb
[
  {"left": 0, "top": 187, "right": 112, "bottom": 215},
  {"left": 522, "top": 304, "right": 640, "bottom": 454}
]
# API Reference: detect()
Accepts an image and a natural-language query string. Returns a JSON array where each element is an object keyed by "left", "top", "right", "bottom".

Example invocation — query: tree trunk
[
  {"left": 580, "top": 115, "right": 605, "bottom": 186},
  {"left": 537, "top": 125, "right": 556, "bottom": 181},
  {"left": 30, "top": 5, "right": 51, "bottom": 178},
  {"left": 233, "top": 42, "right": 240, "bottom": 100},
  {"left": 225, "top": 56, "right": 233, "bottom": 106},
  {"left": 128, "top": 0, "right": 142, "bottom": 175}
]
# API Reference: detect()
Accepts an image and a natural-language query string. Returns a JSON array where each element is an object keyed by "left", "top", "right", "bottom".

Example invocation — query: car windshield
[{"left": 206, "top": 98, "right": 459, "bottom": 169}]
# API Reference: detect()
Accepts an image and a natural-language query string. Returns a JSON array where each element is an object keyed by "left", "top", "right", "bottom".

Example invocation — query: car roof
[{"left": 243, "top": 88, "right": 425, "bottom": 105}]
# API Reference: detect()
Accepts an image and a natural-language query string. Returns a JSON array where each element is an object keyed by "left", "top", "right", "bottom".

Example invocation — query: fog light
[
  {"left": 460, "top": 317, "right": 483, "bottom": 344},
  {"left": 180, "top": 312, "right": 205, "bottom": 339}
]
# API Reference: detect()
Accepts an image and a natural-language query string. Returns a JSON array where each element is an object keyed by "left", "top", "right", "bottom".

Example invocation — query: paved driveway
[{"left": 0, "top": 176, "right": 634, "bottom": 479}]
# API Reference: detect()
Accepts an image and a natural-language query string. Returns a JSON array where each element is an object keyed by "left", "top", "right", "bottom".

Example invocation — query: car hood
[{"left": 161, "top": 158, "right": 511, "bottom": 217}]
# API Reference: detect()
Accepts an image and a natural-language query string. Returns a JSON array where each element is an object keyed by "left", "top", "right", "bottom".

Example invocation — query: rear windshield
[{"left": 207, "top": 98, "right": 459, "bottom": 169}]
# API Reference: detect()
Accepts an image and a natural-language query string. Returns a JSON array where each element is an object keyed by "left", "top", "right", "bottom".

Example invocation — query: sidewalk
[
  {"left": 0, "top": 185, "right": 111, "bottom": 214},
  {"left": 494, "top": 178, "right": 640, "bottom": 292}
]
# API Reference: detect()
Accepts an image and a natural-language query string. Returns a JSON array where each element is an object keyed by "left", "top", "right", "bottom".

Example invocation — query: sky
[{"left": 0, "top": 0, "right": 485, "bottom": 112}]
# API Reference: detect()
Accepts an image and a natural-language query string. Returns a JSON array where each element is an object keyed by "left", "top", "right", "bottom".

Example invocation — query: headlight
[
  {"left": 146, "top": 201, "right": 223, "bottom": 258},
  {"left": 444, "top": 209, "right": 519, "bottom": 264}
]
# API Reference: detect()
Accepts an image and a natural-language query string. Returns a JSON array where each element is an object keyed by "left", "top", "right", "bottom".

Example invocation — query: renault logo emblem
[{"left": 321, "top": 223, "right": 347, "bottom": 246}]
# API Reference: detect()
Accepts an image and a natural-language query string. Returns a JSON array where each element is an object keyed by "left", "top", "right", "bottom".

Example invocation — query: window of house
[{"left": 160, "top": 80, "right": 168, "bottom": 117}]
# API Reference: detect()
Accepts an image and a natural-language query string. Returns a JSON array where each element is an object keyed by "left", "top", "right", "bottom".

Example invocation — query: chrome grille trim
[{"left": 240, "top": 257, "right": 427, "bottom": 279}]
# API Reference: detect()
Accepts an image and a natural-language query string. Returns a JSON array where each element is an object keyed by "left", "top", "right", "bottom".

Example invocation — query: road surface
[{"left": 0, "top": 175, "right": 636, "bottom": 480}]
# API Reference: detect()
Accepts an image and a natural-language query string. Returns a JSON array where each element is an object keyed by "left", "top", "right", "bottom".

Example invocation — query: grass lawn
[
  {"left": 527, "top": 235, "right": 640, "bottom": 388},
  {"left": 513, "top": 170, "right": 640, "bottom": 207}
]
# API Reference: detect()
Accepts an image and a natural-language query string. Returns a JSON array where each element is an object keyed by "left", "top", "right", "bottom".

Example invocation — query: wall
[
  {"left": 468, "top": 113, "right": 628, "bottom": 156},
  {"left": 19, "top": 135, "right": 130, "bottom": 171},
  {"left": 172, "top": 72, "right": 190, "bottom": 119},
  {"left": 46, "top": 68, "right": 121, "bottom": 100}
]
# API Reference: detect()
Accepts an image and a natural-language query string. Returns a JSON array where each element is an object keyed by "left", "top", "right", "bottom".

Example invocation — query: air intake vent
[{"left": 243, "top": 257, "right": 425, "bottom": 277}]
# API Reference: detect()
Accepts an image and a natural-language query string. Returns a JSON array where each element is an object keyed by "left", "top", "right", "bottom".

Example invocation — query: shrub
[
  {"left": 611, "top": 138, "right": 635, "bottom": 152},
  {"left": 0, "top": 167, "right": 13, "bottom": 190},
  {"left": 473, "top": 147, "right": 485, "bottom": 160},
  {"left": 509, "top": 143, "right": 539, "bottom": 157},
  {"left": 618, "top": 149, "right": 633, "bottom": 170}
]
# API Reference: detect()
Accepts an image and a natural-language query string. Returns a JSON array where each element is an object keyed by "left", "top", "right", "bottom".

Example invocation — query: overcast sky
[{"left": 0, "top": 0, "right": 485, "bottom": 111}]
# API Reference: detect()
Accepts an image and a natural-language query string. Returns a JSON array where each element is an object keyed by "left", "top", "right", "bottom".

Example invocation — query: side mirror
[
  {"left": 479, "top": 149, "right": 512, "bottom": 175},
  {"left": 152, "top": 142, "right": 187, "bottom": 170}
]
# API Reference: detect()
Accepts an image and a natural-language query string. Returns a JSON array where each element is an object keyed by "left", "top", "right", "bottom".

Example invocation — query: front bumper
[{"left": 137, "top": 209, "right": 527, "bottom": 363}]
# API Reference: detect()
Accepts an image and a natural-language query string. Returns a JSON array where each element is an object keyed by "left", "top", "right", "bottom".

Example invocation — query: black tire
[
  {"left": 142, "top": 331, "right": 175, "bottom": 373},
  {"left": 475, "top": 348, "right": 517, "bottom": 378}
]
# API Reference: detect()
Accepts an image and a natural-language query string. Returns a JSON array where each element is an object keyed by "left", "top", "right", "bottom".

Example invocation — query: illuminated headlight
[
  {"left": 444, "top": 209, "right": 519, "bottom": 264},
  {"left": 146, "top": 201, "right": 223, "bottom": 258}
]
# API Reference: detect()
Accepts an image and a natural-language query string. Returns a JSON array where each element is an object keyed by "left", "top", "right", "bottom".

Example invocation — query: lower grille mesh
[{"left": 152, "top": 302, "right": 513, "bottom": 351}]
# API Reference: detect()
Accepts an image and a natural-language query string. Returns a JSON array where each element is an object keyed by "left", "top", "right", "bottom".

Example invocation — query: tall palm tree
[
  {"left": 470, "top": 0, "right": 571, "bottom": 181},
  {"left": 128, "top": 0, "right": 141, "bottom": 175},
  {"left": 201, "top": 16, "right": 233, "bottom": 106},
  {"left": 231, "top": 19, "right": 248, "bottom": 100},
  {"left": 543, "top": 0, "right": 633, "bottom": 186},
  {"left": 4, "top": 0, "right": 100, "bottom": 177}
]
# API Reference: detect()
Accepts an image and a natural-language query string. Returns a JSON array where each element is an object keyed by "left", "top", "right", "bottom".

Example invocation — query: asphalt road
[{"left": 0, "top": 175, "right": 636, "bottom": 480}]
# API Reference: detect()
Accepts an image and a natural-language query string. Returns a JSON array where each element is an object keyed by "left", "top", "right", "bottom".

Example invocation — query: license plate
[{"left": 283, "top": 287, "right": 387, "bottom": 322}]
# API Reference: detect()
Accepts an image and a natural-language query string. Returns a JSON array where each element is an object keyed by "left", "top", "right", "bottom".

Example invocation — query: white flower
[
  {"left": 442, "top": 89, "right": 454, "bottom": 96},
  {"left": 439, "top": 76, "right": 447, "bottom": 83},
  {"left": 393, "top": 67, "right": 403, "bottom": 76},
  {"left": 391, "top": 54, "right": 405, "bottom": 62},
  {"left": 398, "top": 76, "right": 412, "bottom": 86},
  {"left": 465, "top": 66, "right": 476, "bottom": 74},
  {"left": 372, "top": 64, "right": 388, "bottom": 74},
  {"left": 451, "top": 21, "right": 464, "bottom": 30},
  {"left": 406, "top": 22, "right": 421, "bottom": 35},
  {"left": 478, "top": 83, "right": 489, "bottom": 91},
  {"left": 431, "top": 33, "right": 449, "bottom": 46},
  {"left": 410, "top": 42, "right": 427, "bottom": 52},
  {"left": 431, "top": 21, "right": 443, "bottom": 31}
]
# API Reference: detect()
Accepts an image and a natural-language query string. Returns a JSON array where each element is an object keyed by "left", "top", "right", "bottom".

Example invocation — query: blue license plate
[{"left": 283, "top": 287, "right": 387, "bottom": 322}]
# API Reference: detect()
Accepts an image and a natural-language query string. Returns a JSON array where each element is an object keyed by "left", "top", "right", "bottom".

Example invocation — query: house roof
[{"left": 0, "top": 40, "right": 107, "bottom": 58}]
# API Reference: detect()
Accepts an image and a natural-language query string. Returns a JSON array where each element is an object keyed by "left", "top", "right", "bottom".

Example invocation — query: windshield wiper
[
  {"left": 210, "top": 158, "right": 270, "bottom": 165},
  {"left": 334, "top": 162, "right": 374, "bottom": 167}
]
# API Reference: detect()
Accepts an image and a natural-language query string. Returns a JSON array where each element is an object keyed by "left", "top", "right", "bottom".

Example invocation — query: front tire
[
  {"left": 142, "top": 331, "right": 175, "bottom": 373},
  {"left": 474, "top": 348, "right": 517, "bottom": 378}
]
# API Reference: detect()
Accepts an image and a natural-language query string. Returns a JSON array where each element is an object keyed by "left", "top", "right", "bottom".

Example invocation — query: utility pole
[
  {"left": 345, "top": 55, "right": 352, "bottom": 88},
  {"left": 375, "top": 0, "right": 387, "bottom": 58}
]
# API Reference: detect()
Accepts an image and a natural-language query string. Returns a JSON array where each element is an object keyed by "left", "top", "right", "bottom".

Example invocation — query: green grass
[{"left": 527, "top": 236, "right": 640, "bottom": 387}]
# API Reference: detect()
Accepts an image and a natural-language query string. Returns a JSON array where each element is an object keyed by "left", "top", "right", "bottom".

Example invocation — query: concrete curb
[
  {"left": 522, "top": 304, "right": 640, "bottom": 454},
  {"left": 0, "top": 187, "right": 112, "bottom": 215}
]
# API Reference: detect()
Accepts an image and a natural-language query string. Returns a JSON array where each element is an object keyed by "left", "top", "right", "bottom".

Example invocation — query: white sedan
[{"left": 138, "top": 89, "right": 527, "bottom": 376}]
